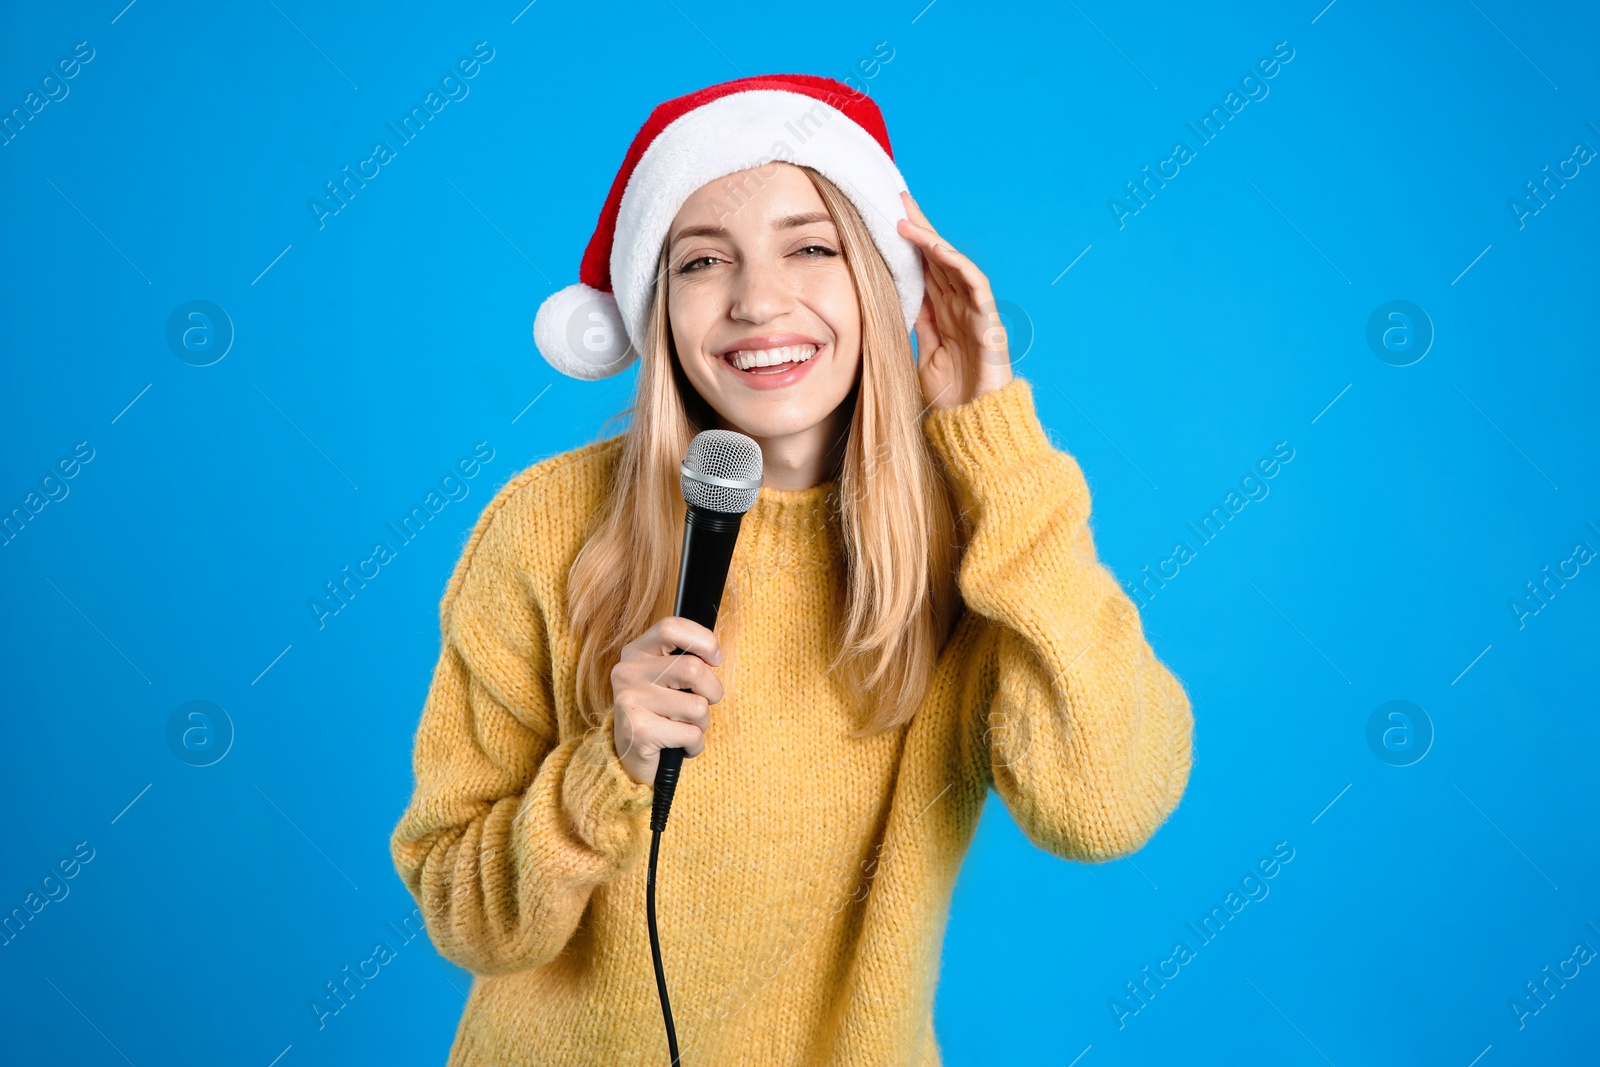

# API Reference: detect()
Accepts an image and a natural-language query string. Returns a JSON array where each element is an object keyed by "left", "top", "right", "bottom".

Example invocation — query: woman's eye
[
  {"left": 677, "top": 256, "right": 717, "bottom": 274},
  {"left": 797, "top": 245, "right": 839, "bottom": 259}
]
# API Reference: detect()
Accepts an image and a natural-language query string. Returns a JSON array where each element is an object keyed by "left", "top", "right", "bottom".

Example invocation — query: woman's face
[{"left": 665, "top": 163, "right": 861, "bottom": 448}]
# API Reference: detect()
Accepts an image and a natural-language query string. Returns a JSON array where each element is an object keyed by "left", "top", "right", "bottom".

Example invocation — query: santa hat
[{"left": 532, "top": 73, "right": 924, "bottom": 380}]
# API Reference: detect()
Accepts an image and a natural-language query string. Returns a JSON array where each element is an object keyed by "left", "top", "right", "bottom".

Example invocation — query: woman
[{"left": 390, "top": 73, "right": 1193, "bottom": 1065}]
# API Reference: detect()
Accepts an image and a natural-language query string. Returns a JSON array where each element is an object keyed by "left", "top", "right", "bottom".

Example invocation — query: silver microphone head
[{"left": 680, "top": 429, "right": 764, "bottom": 514}]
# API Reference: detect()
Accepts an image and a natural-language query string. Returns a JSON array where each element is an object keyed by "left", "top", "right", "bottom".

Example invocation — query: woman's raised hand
[
  {"left": 895, "top": 190, "right": 1015, "bottom": 412},
  {"left": 610, "top": 615, "right": 725, "bottom": 786}
]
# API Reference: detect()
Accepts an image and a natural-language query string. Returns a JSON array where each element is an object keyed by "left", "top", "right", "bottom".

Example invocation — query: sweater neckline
[{"left": 737, "top": 477, "right": 843, "bottom": 569}]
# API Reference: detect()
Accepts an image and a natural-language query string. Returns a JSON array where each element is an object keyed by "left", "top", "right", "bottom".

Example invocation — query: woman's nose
[{"left": 729, "top": 258, "right": 792, "bottom": 322}]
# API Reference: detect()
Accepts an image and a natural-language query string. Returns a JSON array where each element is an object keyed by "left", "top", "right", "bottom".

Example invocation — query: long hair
[{"left": 567, "top": 164, "right": 962, "bottom": 737}]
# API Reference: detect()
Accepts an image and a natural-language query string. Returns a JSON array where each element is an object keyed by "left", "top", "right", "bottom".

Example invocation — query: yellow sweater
[{"left": 389, "top": 375, "right": 1194, "bottom": 1065}]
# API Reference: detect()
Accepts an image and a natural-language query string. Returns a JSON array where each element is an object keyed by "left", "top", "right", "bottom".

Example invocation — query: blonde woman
[{"left": 390, "top": 73, "right": 1193, "bottom": 1065}]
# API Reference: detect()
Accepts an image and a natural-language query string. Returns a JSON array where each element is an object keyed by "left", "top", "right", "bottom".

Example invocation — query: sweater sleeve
[
  {"left": 388, "top": 489, "right": 655, "bottom": 975},
  {"left": 923, "top": 375, "right": 1194, "bottom": 862}
]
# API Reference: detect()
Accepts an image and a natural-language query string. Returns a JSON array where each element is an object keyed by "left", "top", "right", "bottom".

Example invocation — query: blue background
[{"left": 2, "top": 1, "right": 1597, "bottom": 1064}]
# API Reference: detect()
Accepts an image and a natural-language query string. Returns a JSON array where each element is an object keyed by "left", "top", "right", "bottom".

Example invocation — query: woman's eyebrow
[
  {"left": 772, "top": 210, "right": 835, "bottom": 230},
  {"left": 669, "top": 211, "right": 837, "bottom": 247}
]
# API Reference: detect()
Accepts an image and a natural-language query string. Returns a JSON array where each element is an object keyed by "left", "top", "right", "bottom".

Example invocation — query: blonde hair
[{"left": 568, "top": 164, "right": 961, "bottom": 737}]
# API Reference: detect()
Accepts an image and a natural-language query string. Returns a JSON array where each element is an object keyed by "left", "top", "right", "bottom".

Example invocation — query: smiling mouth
[{"left": 723, "top": 344, "right": 819, "bottom": 373}]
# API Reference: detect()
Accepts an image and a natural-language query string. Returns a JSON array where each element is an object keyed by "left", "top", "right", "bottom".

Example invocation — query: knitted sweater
[{"left": 389, "top": 375, "right": 1194, "bottom": 1066}]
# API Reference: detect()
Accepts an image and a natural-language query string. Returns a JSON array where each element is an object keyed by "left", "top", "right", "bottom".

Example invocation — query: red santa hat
[{"left": 532, "top": 73, "right": 925, "bottom": 380}]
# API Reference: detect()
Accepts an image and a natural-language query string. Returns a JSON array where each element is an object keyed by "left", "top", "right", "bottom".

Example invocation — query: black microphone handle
[{"left": 650, "top": 504, "right": 743, "bottom": 833}]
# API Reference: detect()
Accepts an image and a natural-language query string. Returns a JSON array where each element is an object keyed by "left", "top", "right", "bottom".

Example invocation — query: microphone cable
[{"left": 647, "top": 745, "right": 686, "bottom": 1065}]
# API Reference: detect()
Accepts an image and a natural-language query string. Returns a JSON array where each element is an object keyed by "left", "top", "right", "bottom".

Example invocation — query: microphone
[
  {"left": 650, "top": 428, "right": 764, "bottom": 834},
  {"left": 647, "top": 429, "right": 762, "bottom": 1065}
]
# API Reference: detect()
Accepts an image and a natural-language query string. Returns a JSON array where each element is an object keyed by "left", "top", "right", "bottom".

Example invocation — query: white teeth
[{"left": 728, "top": 344, "right": 818, "bottom": 371}]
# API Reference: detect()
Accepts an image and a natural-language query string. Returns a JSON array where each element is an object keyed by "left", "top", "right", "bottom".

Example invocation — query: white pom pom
[{"left": 532, "top": 284, "right": 638, "bottom": 380}]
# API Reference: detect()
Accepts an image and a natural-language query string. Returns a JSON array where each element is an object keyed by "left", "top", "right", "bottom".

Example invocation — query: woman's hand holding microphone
[{"left": 610, "top": 615, "right": 724, "bottom": 787}]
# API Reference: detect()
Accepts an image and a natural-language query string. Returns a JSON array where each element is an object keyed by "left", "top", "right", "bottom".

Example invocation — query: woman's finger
[
  {"left": 920, "top": 242, "right": 952, "bottom": 303},
  {"left": 926, "top": 238, "right": 995, "bottom": 307},
  {"left": 648, "top": 615, "right": 722, "bottom": 664},
  {"left": 912, "top": 291, "right": 940, "bottom": 367},
  {"left": 918, "top": 289, "right": 954, "bottom": 359},
  {"left": 896, "top": 208, "right": 951, "bottom": 264},
  {"left": 653, "top": 686, "right": 712, "bottom": 730},
  {"left": 911, "top": 229, "right": 979, "bottom": 315},
  {"left": 650, "top": 717, "right": 706, "bottom": 759},
  {"left": 901, "top": 189, "right": 935, "bottom": 231},
  {"left": 900, "top": 193, "right": 969, "bottom": 290},
  {"left": 658, "top": 651, "right": 723, "bottom": 703},
  {"left": 898, "top": 216, "right": 960, "bottom": 293}
]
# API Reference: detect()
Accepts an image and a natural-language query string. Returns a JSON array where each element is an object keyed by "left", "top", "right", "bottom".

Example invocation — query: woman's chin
[{"left": 718, "top": 409, "right": 821, "bottom": 441}]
